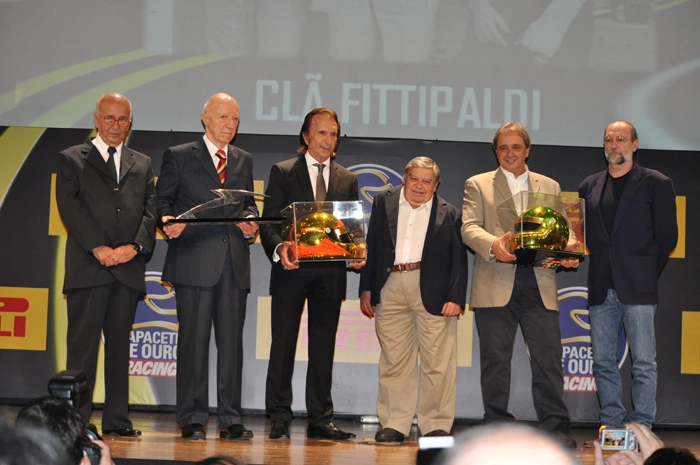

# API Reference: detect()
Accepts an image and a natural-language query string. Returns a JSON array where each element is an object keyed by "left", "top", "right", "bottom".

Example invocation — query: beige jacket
[{"left": 461, "top": 168, "right": 562, "bottom": 311}]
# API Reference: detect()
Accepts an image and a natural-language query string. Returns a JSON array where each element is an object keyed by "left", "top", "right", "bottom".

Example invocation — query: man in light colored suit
[
  {"left": 56, "top": 93, "right": 156, "bottom": 436},
  {"left": 359, "top": 157, "right": 468, "bottom": 443},
  {"left": 156, "top": 93, "right": 259, "bottom": 440},
  {"left": 461, "top": 122, "right": 576, "bottom": 448}
]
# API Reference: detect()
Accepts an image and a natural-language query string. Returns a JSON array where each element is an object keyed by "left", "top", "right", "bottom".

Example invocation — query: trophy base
[{"left": 514, "top": 248, "right": 584, "bottom": 269}]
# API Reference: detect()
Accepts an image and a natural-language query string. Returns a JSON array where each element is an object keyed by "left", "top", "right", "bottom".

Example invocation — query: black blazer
[
  {"left": 359, "top": 186, "right": 468, "bottom": 316},
  {"left": 56, "top": 141, "right": 157, "bottom": 294},
  {"left": 579, "top": 162, "right": 678, "bottom": 306},
  {"left": 259, "top": 156, "right": 360, "bottom": 296},
  {"left": 156, "top": 138, "right": 258, "bottom": 289}
]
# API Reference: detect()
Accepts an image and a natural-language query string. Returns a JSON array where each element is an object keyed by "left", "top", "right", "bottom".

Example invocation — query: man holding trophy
[
  {"left": 259, "top": 108, "right": 366, "bottom": 441},
  {"left": 461, "top": 122, "right": 577, "bottom": 449}
]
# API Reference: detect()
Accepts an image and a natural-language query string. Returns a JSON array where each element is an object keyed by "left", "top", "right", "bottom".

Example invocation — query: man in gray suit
[
  {"left": 56, "top": 92, "right": 156, "bottom": 436},
  {"left": 156, "top": 93, "right": 259, "bottom": 440},
  {"left": 461, "top": 122, "right": 576, "bottom": 448}
]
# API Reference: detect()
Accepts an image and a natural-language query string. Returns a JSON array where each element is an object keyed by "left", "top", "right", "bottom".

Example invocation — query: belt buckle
[{"left": 399, "top": 263, "right": 409, "bottom": 273}]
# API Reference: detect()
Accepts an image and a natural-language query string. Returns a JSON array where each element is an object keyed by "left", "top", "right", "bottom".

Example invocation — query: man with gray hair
[
  {"left": 56, "top": 92, "right": 156, "bottom": 436},
  {"left": 360, "top": 157, "right": 468, "bottom": 443}
]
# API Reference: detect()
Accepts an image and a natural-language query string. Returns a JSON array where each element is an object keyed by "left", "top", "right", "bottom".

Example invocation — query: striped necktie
[{"left": 216, "top": 149, "right": 227, "bottom": 184}]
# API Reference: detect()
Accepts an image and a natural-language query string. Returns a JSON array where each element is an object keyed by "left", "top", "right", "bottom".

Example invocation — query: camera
[
  {"left": 48, "top": 370, "right": 102, "bottom": 465},
  {"left": 600, "top": 427, "right": 637, "bottom": 451},
  {"left": 78, "top": 427, "right": 102, "bottom": 465}
]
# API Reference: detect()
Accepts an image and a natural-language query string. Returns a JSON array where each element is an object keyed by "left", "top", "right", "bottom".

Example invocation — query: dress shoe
[
  {"left": 423, "top": 429, "right": 451, "bottom": 437},
  {"left": 307, "top": 422, "right": 356, "bottom": 440},
  {"left": 181, "top": 423, "right": 206, "bottom": 440},
  {"left": 549, "top": 424, "right": 577, "bottom": 449},
  {"left": 102, "top": 427, "right": 141, "bottom": 437},
  {"left": 375, "top": 427, "right": 404, "bottom": 443},
  {"left": 220, "top": 424, "right": 253, "bottom": 440},
  {"left": 269, "top": 419, "right": 290, "bottom": 439}
]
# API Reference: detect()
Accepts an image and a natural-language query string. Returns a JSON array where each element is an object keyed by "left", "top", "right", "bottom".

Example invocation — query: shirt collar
[
  {"left": 500, "top": 165, "right": 530, "bottom": 185},
  {"left": 92, "top": 134, "right": 123, "bottom": 154},
  {"left": 304, "top": 152, "right": 328, "bottom": 169},
  {"left": 203, "top": 135, "right": 226, "bottom": 157}
]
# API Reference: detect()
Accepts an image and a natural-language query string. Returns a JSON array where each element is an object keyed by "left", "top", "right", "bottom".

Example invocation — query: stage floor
[{"left": 3, "top": 407, "right": 699, "bottom": 465}]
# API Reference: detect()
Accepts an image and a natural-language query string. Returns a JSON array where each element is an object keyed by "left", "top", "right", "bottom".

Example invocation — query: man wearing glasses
[
  {"left": 579, "top": 120, "right": 678, "bottom": 431},
  {"left": 56, "top": 92, "right": 157, "bottom": 436}
]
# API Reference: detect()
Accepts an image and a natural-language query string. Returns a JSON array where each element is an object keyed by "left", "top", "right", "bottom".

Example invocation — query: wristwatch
[{"left": 131, "top": 243, "right": 142, "bottom": 253}]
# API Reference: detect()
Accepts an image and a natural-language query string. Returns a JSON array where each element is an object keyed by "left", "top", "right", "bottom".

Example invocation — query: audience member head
[
  {"left": 645, "top": 447, "right": 699, "bottom": 465},
  {"left": 15, "top": 396, "right": 87, "bottom": 464},
  {"left": 0, "top": 420, "right": 72, "bottom": 465},
  {"left": 441, "top": 423, "right": 579, "bottom": 465},
  {"left": 197, "top": 456, "right": 246, "bottom": 465}
]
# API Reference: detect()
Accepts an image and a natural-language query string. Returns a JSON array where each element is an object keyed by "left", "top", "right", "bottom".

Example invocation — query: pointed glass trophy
[
  {"left": 168, "top": 189, "right": 285, "bottom": 225},
  {"left": 496, "top": 191, "right": 586, "bottom": 268},
  {"left": 280, "top": 201, "right": 367, "bottom": 262}
]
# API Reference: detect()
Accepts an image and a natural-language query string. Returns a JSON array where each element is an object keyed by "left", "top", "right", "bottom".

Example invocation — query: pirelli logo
[{"left": 0, "top": 287, "right": 49, "bottom": 351}]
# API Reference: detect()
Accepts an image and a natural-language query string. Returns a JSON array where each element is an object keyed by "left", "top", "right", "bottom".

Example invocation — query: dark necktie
[
  {"left": 106, "top": 146, "right": 118, "bottom": 182},
  {"left": 314, "top": 163, "right": 326, "bottom": 201},
  {"left": 216, "top": 149, "right": 227, "bottom": 184}
]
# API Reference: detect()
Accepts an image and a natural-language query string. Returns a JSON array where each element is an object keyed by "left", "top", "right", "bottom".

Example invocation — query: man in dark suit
[
  {"left": 578, "top": 120, "right": 678, "bottom": 429},
  {"left": 56, "top": 92, "right": 156, "bottom": 437},
  {"left": 359, "top": 157, "right": 468, "bottom": 443},
  {"left": 259, "top": 108, "right": 365, "bottom": 440},
  {"left": 156, "top": 93, "right": 259, "bottom": 440}
]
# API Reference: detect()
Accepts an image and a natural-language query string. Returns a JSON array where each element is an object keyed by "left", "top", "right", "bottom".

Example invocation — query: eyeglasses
[
  {"left": 604, "top": 136, "right": 629, "bottom": 145},
  {"left": 97, "top": 113, "right": 131, "bottom": 128}
]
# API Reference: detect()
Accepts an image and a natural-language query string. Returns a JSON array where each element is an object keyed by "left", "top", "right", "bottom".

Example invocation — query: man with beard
[{"left": 578, "top": 120, "right": 678, "bottom": 431}]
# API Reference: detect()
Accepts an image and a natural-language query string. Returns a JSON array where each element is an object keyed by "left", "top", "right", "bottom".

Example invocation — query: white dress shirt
[{"left": 395, "top": 186, "right": 432, "bottom": 265}]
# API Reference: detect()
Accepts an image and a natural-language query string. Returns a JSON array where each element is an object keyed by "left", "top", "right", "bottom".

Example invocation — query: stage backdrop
[
  {"left": 2, "top": 0, "right": 700, "bottom": 151},
  {"left": 0, "top": 126, "right": 698, "bottom": 426}
]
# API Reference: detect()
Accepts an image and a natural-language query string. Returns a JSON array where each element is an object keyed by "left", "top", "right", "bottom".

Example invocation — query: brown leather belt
[{"left": 391, "top": 261, "right": 421, "bottom": 272}]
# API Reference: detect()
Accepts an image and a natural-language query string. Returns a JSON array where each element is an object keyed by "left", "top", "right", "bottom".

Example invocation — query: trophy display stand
[
  {"left": 167, "top": 189, "right": 285, "bottom": 225},
  {"left": 281, "top": 201, "right": 366, "bottom": 262}
]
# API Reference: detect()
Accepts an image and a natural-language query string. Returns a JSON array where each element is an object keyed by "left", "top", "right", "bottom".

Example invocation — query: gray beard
[{"left": 605, "top": 152, "right": 631, "bottom": 165}]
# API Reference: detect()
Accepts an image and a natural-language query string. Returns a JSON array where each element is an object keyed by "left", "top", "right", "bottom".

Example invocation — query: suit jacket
[
  {"left": 359, "top": 186, "right": 468, "bottom": 316},
  {"left": 578, "top": 162, "right": 678, "bottom": 306},
  {"left": 259, "top": 156, "right": 359, "bottom": 296},
  {"left": 461, "top": 168, "right": 562, "bottom": 310},
  {"left": 156, "top": 138, "right": 258, "bottom": 289},
  {"left": 56, "top": 140, "right": 157, "bottom": 294}
]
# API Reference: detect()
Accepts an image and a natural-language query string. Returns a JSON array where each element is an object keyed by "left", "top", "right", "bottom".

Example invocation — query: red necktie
[{"left": 216, "top": 149, "right": 226, "bottom": 184}]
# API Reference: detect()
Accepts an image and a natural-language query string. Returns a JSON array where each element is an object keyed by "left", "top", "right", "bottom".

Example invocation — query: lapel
[
  {"left": 293, "top": 156, "right": 315, "bottom": 201},
  {"left": 611, "top": 163, "right": 643, "bottom": 237},
  {"left": 493, "top": 169, "right": 513, "bottom": 208},
  {"left": 385, "top": 186, "right": 402, "bottom": 249},
  {"left": 222, "top": 145, "right": 240, "bottom": 187},
  {"left": 118, "top": 147, "right": 135, "bottom": 183},
  {"left": 588, "top": 170, "right": 609, "bottom": 239},
  {"left": 83, "top": 141, "right": 116, "bottom": 182},
  {"left": 193, "top": 138, "right": 221, "bottom": 185},
  {"left": 425, "top": 194, "right": 445, "bottom": 245},
  {"left": 326, "top": 159, "right": 339, "bottom": 200}
]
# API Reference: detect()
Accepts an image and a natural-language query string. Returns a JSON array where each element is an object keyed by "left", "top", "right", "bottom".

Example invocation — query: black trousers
[
  {"left": 474, "top": 267, "right": 570, "bottom": 430},
  {"left": 265, "top": 272, "right": 343, "bottom": 426},
  {"left": 66, "top": 281, "right": 139, "bottom": 430},
  {"left": 174, "top": 253, "right": 247, "bottom": 429}
]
